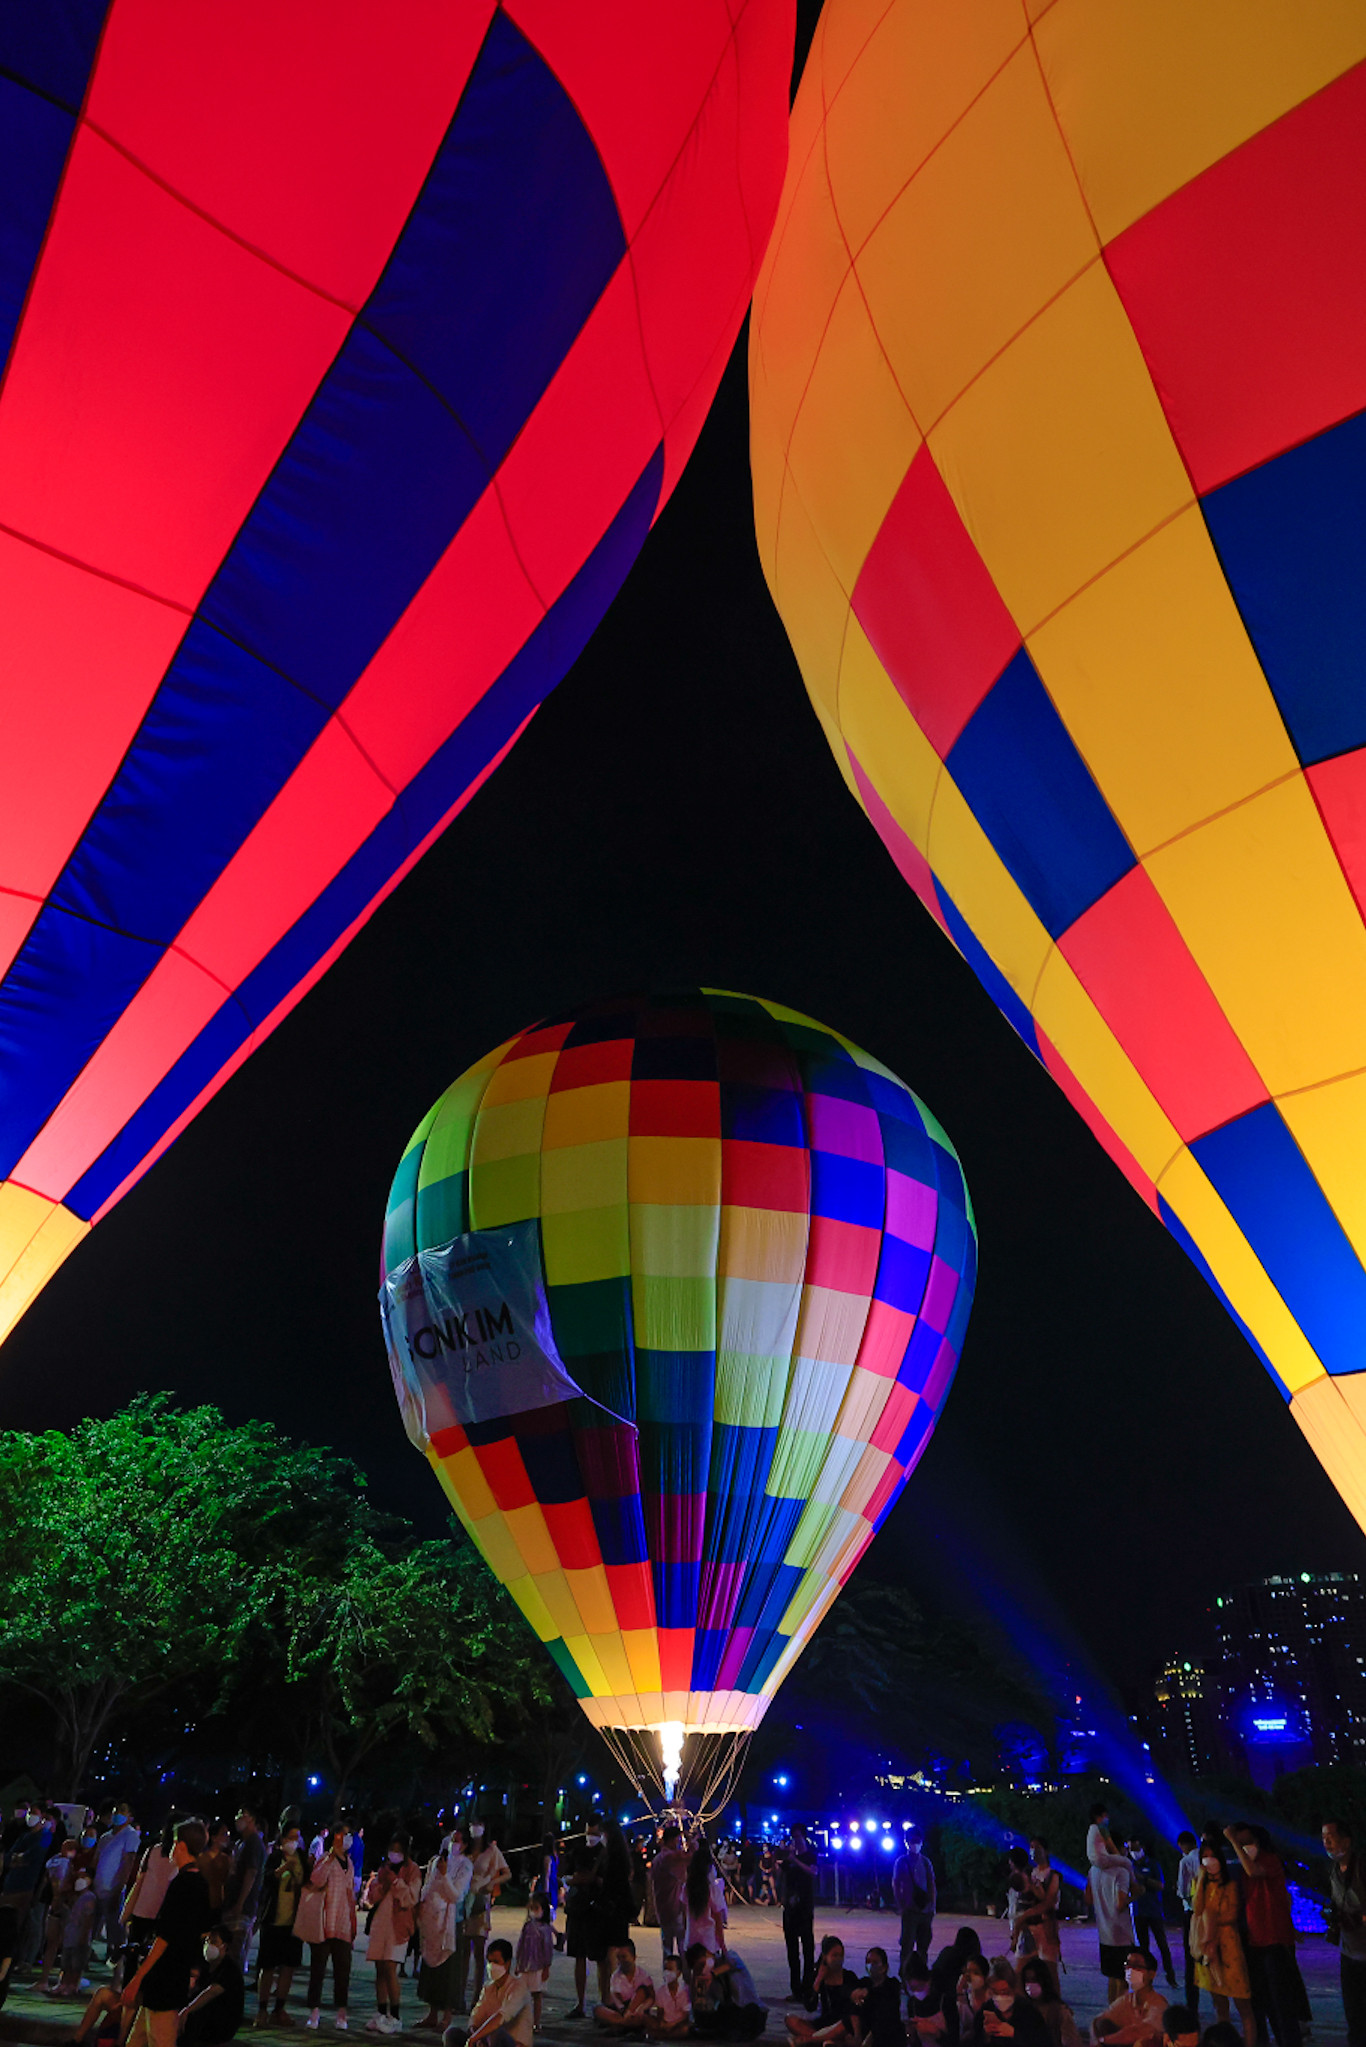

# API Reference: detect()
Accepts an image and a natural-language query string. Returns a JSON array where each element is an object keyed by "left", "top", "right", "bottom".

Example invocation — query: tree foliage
[{"left": 0, "top": 1396, "right": 544, "bottom": 1800}]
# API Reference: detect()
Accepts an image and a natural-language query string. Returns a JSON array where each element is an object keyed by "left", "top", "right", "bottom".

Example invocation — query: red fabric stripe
[
  {"left": 1036, "top": 1027, "right": 1161, "bottom": 1216},
  {"left": 1308, "top": 748, "right": 1366, "bottom": 925},
  {"left": 496, "top": 261, "right": 662, "bottom": 603},
  {"left": 1057, "top": 866, "right": 1268, "bottom": 1142},
  {"left": 89, "top": 718, "right": 531, "bottom": 1219},
  {"left": 1106, "top": 59, "right": 1366, "bottom": 494},
  {"left": 476, "top": 1439, "right": 538, "bottom": 1514},
  {"left": 803, "top": 1215, "right": 882, "bottom": 1296},
  {"left": 628, "top": 1080, "right": 721, "bottom": 1139},
  {"left": 549, "top": 1040, "right": 634, "bottom": 1091},
  {"left": 605, "top": 1561, "right": 656, "bottom": 1632},
  {"left": 854, "top": 1297, "right": 916, "bottom": 1380},
  {"left": 0, "top": 531, "right": 186, "bottom": 957},
  {"left": 869, "top": 1383, "right": 917, "bottom": 1455},
  {"left": 852, "top": 444, "right": 1021, "bottom": 758},
  {"left": 505, "top": 0, "right": 736, "bottom": 241},
  {"left": 657, "top": 1628, "right": 695, "bottom": 1690},
  {"left": 541, "top": 1498, "right": 602, "bottom": 1573},
  {"left": 720, "top": 1138, "right": 808, "bottom": 1212},
  {"left": 86, "top": 0, "right": 490, "bottom": 309},
  {"left": 0, "top": 127, "right": 349, "bottom": 606}
]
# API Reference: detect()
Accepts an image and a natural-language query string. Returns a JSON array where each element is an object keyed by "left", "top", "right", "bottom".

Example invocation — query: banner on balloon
[{"left": 381, "top": 1221, "right": 585, "bottom": 1443}]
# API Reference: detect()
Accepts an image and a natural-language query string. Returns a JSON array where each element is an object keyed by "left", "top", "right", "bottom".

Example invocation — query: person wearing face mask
[
  {"left": 785, "top": 1935, "right": 858, "bottom": 2045},
  {"left": 645, "top": 1948, "right": 692, "bottom": 2039},
  {"left": 1016, "top": 1958, "right": 1080, "bottom": 2047},
  {"left": 1188, "top": 1849, "right": 1253, "bottom": 2047},
  {"left": 445, "top": 1937, "right": 531, "bottom": 2047},
  {"left": 254, "top": 1822, "right": 313, "bottom": 2027},
  {"left": 181, "top": 1925, "right": 246, "bottom": 2047},
  {"left": 1125, "top": 1845, "right": 1177, "bottom": 1993},
  {"left": 453, "top": 1822, "right": 511, "bottom": 2017},
  {"left": 1091, "top": 1949, "right": 1167, "bottom": 2045},
  {"left": 51, "top": 1859, "right": 100, "bottom": 1999},
  {"left": 416, "top": 1836, "right": 473, "bottom": 2035},
  {"left": 120, "top": 1820, "right": 212, "bottom": 2047},
  {"left": 850, "top": 1946, "right": 905, "bottom": 2047},
  {"left": 94, "top": 1806, "right": 143, "bottom": 1963},
  {"left": 1088, "top": 1836, "right": 1135, "bottom": 2005},
  {"left": 977, "top": 1960, "right": 1050, "bottom": 2047},
  {"left": 298, "top": 1826, "right": 358, "bottom": 2033},
  {"left": 651, "top": 1825, "right": 689, "bottom": 1972},
  {"left": 361, "top": 1837, "right": 422, "bottom": 2036},
  {"left": 1, "top": 1801, "right": 56, "bottom": 1971},
  {"left": 1223, "top": 1825, "right": 1299, "bottom": 2047},
  {"left": 593, "top": 1936, "right": 656, "bottom": 2031},
  {"left": 687, "top": 1943, "right": 765, "bottom": 2042}
]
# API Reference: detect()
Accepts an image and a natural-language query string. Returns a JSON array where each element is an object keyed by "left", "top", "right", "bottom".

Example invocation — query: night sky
[{"left": 5, "top": 323, "right": 1364, "bottom": 1710}]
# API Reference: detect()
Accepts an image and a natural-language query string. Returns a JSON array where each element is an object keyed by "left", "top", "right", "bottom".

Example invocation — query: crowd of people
[{"left": 1, "top": 1793, "right": 1363, "bottom": 2047}]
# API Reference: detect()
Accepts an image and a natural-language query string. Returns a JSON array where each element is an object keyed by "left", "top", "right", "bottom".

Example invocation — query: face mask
[
  {"left": 75, "top": 1877, "right": 91, "bottom": 1893},
  {"left": 1125, "top": 1972, "right": 1144, "bottom": 1989},
  {"left": 470, "top": 1826, "right": 485, "bottom": 1841},
  {"left": 586, "top": 1834, "right": 601, "bottom": 1847},
  {"left": 487, "top": 1962, "right": 507, "bottom": 1981},
  {"left": 388, "top": 1851, "right": 404, "bottom": 1866},
  {"left": 1025, "top": 1984, "right": 1043, "bottom": 2000},
  {"left": 83, "top": 1833, "right": 97, "bottom": 1847},
  {"left": 665, "top": 1966, "right": 680, "bottom": 1981},
  {"left": 26, "top": 1814, "right": 42, "bottom": 1829},
  {"left": 113, "top": 1816, "right": 128, "bottom": 1830},
  {"left": 343, "top": 1835, "right": 354, "bottom": 1850},
  {"left": 1202, "top": 1857, "right": 1221, "bottom": 1874},
  {"left": 204, "top": 1943, "right": 223, "bottom": 1963},
  {"left": 992, "top": 1994, "right": 1014, "bottom": 2012},
  {"left": 1244, "top": 1844, "right": 1260, "bottom": 1860}
]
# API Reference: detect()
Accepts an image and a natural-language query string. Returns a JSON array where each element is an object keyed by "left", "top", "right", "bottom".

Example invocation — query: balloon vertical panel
[{"left": 750, "top": 0, "right": 1366, "bottom": 1526}]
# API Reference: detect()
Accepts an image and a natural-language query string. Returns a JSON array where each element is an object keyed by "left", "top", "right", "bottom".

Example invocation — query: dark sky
[{"left": 4, "top": 323, "right": 1363, "bottom": 1709}]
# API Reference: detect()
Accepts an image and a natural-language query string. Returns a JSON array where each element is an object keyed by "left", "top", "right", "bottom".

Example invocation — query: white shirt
[
  {"left": 656, "top": 1976, "right": 691, "bottom": 2025},
  {"left": 94, "top": 1825, "right": 141, "bottom": 1895},
  {"left": 1091, "top": 1862, "right": 1133, "bottom": 1946},
  {"left": 610, "top": 1966, "right": 654, "bottom": 2010},
  {"left": 1177, "top": 1850, "right": 1200, "bottom": 1907}
]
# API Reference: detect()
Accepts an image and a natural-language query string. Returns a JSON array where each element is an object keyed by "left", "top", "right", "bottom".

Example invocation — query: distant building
[
  {"left": 1148, "top": 1573, "right": 1366, "bottom": 1783},
  {"left": 1152, "top": 1656, "right": 1222, "bottom": 1778}
]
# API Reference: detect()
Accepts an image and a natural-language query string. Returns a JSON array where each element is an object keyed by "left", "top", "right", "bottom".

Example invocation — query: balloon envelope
[
  {"left": 381, "top": 991, "right": 975, "bottom": 1753},
  {"left": 0, "top": 0, "right": 793, "bottom": 1343},
  {"left": 751, "top": 3, "right": 1366, "bottom": 1526}
]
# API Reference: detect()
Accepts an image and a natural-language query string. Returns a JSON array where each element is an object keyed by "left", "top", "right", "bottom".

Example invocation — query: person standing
[
  {"left": 894, "top": 1829, "right": 937, "bottom": 1982},
  {"left": 1189, "top": 1840, "right": 1253, "bottom": 2046},
  {"left": 416, "top": 1840, "right": 472, "bottom": 2035},
  {"left": 223, "top": 1810, "right": 265, "bottom": 1974},
  {"left": 780, "top": 1825, "right": 818, "bottom": 2008},
  {"left": 1223, "top": 1825, "right": 1298, "bottom": 2047},
  {"left": 124, "top": 1821, "right": 180, "bottom": 1980},
  {"left": 564, "top": 1830, "right": 605, "bottom": 2022},
  {"left": 1090, "top": 1848, "right": 1134, "bottom": 2005},
  {"left": 94, "top": 1806, "right": 142, "bottom": 1964},
  {"left": 513, "top": 1893, "right": 553, "bottom": 2033},
  {"left": 1020, "top": 1841, "right": 1063, "bottom": 1990},
  {"left": 651, "top": 1827, "right": 688, "bottom": 1970},
  {"left": 683, "top": 1840, "right": 727, "bottom": 1960},
  {"left": 455, "top": 1824, "right": 511, "bottom": 2016},
  {"left": 297, "top": 1826, "right": 357, "bottom": 2033},
  {"left": 1324, "top": 1818, "right": 1366, "bottom": 2047},
  {"left": 1126, "top": 1843, "right": 1177, "bottom": 1990},
  {"left": 361, "top": 1836, "right": 421, "bottom": 2037},
  {"left": 120, "top": 1821, "right": 211, "bottom": 2047},
  {"left": 1174, "top": 1837, "right": 1200, "bottom": 2019},
  {"left": 255, "top": 1822, "right": 311, "bottom": 2027}
]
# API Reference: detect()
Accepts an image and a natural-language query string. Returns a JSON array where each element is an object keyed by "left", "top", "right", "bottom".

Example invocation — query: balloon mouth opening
[{"left": 660, "top": 1721, "right": 685, "bottom": 1804}]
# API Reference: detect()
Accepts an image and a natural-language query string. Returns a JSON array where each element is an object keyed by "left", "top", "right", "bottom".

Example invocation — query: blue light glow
[
  {"left": 831, "top": 1836, "right": 845, "bottom": 1850},
  {"left": 880, "top": 1834, "right": 896, "bottom": 1853}
]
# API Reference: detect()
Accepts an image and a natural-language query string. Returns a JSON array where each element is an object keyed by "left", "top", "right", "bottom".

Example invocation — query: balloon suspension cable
[{"left": 596, "top": 1725, "right": 752, "bottom": 1829}]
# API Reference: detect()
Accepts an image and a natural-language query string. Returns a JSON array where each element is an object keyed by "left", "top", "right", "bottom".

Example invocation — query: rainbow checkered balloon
[{"left": 381, "top": 990, "right": 975, "bottom": 1747}]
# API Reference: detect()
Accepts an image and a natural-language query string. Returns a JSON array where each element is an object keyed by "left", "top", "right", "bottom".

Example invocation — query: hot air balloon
[
  {"left": 750, "top": 3, "right": 1366, "bottom": 1528},
  {"left": 0, "top": 1, "right": 793, "bottom": 1349},
  {"left": 379, "top": 991, "right": 975, "bottom": 1806}
]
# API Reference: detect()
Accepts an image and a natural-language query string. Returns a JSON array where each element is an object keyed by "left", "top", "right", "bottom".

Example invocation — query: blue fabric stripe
[
  {"left": 879, "top": 1109, "right": 935, "bottom": 1183},
  {"left": 1191, "top": 1100, "right": 1366, "bottom": 1378},
  {"left": 691, "top": 1628, "right": 729, "bottom": 1692},
  {"left": 592, "top": 1493, "right": 649, "bottom": 1570},
  {"left": 1203, "top": 407, "right": 1366, "bottom": 768},
  {"left": 720, "top": 1083, "right": 805, "bottom": 1143},
  {"left": 0, "top": 0, "right": 109, "bottom": 108},
  {"left": 872, "top": 1233, "right": 932, "bottom": 1314},
  {"left": 655, "top": 1560, "right": 701, "bottom": 1629},
  {"left": 64, "top": 447, "right": 662, "bottom": 1217},
  {"left": 1157, "top": 1192, "right": 1288, "bottom": 1400},
  {"left": 737, "top": 1628, "right": 788, "bottom": 1695},
  {"left": 6, "top": 8, "right": 630, "bottom": 1169},
  {"left": 0, "top": 76, "right": 75, "bottom": 374},
  {"left": 946, "top": 647, "right": 1136, "bottom": 939},
  {"left": 809, "top": 1150, "right": 884, "bottom": 1226}
]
